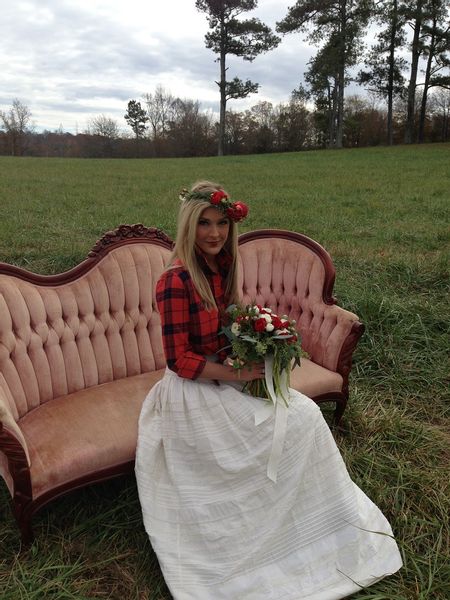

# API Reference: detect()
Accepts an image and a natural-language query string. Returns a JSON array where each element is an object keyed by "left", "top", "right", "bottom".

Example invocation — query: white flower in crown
[
  {"left": 231, "top": 322, "right": 241, "bottom": 335},
  {"left": 265, "top": 323, "right": 275, "bottom": 332}
]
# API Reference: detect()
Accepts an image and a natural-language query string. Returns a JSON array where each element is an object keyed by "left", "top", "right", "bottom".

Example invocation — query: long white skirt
[{"left": 135, "top": 369, "right": 402, "bottom": 600}]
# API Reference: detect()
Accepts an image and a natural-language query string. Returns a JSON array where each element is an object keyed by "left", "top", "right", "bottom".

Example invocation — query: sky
[
  {"left": 0, "top": 0, "right": 384, "bottom": 134},
  {"left": 0, "top": 0, "right": 320, "bottom": 133}
]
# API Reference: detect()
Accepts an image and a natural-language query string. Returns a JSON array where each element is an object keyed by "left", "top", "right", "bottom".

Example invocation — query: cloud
[{"left": 0, "top": 0, "right": 393, "bottom": 132}]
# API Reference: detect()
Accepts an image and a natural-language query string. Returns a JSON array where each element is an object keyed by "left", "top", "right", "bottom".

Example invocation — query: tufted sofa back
[
  {"left": 0, "top": 240, "right": 171, "bottom": 421},
  {"left": 238, "top": 231, "right": 338, "bottom": 366},
  {"left": 0, "top": 227, "right": 342, "bottom": 423}
]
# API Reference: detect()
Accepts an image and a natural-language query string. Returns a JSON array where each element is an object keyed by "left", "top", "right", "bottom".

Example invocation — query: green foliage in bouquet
[{"left": 221, "top": 304, "right": 305, "bottom": 403}]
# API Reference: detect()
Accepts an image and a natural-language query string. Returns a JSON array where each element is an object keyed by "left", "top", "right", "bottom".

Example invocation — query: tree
[
  {"left": 304, "top": 39, "right": 341, "bottom": 148},
  {"left": 275, "top": 87, "right": 311, "bottom": 151},
  {"left": 403, "top": 0, "right": 427, "bottom": 143},
  {"left": 196, "top": 0, "right": 280, "bottom": 156},
  {"left": 143, "top": 85, "right": 175, "bottom": 141},
  {"left": 0, "top": 98, "right": 32, "bottom": 155},
  {"left": 85, "top": 115, "right": 120, "bottom": 157},
  {"left": 358, "top": 0, "right": 407, "bottom": 144},
  {"left": 124, "top": 100, "right": 148, "bottom": 140},
  {"left": 417, "top": 0, "right": 450, "bottom": 142},
  {"left": 167, "top": 99, "right": 215, "bottom": 156},
  {"left": 429, "top": 87, "right": 450, "bottom": 140},
  {"left": 88, "top": 114, "right": 119, "bottom": 139},
  {"left": 277, "top": 0, "right": 372, "bottom": 149}
]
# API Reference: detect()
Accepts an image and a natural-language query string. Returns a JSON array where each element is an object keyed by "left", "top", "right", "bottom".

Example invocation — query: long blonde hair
[{"left": 170, "top": 180, "right": 239, "bottom": 310}]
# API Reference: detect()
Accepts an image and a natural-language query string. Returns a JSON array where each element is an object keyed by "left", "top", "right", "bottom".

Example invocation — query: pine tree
[
  {"left": 196, "top": 0, "right": 280, "bottom": 155},
  {"left": 277, "top": 0, "right": 372, "bottom": 149},
  {"left": 124, "top": 100, "right": 148, "bottom": 140}
]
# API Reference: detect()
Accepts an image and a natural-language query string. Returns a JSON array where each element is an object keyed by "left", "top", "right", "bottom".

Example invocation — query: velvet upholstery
[
  {"left": 290, "top": 357, "right": 343, "bottom": 398},
  {"left": 238, "top": 236, "right": 360, "bottom": 372},
  {"left": 0, "top": 244, "right": 169, "bottom": 422},
  {"left": 0, "top": 226, "right": 363, "bottom": 543},
  {"left": 20, "top": 370, "right": 164, "bottom": 498}
]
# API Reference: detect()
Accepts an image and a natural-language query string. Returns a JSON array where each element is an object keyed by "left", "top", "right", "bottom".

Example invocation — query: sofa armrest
[
  {"left": 300, "top": 303, "right": 364, "bottom": 377},
  {"left": 0, "top": 387, "right": 31, "bottom": 468}
]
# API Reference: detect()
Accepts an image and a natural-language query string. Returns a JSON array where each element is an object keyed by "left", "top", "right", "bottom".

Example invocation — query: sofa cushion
[
  {"left": 18, "top": 358, "right": 342, "bottom": 499},
  {"left": 19, "top": 370, "right": 165, "bottom": 498},
  {"left": 289, "top": 357, "right": 343, "bottom": 398}
]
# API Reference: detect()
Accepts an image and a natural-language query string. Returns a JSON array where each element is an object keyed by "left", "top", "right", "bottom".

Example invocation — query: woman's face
[{"left": 195, "top": 206, "right": 230, "bottom": 260}]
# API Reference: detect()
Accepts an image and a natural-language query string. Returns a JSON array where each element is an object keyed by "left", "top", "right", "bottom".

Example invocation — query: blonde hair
[{"left": 170, "top": 180, "right": 239, "bottom": 310}]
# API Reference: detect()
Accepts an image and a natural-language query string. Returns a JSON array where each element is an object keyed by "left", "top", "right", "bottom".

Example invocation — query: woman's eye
[{"left": 198, "top": 220, "right": 209, "bottom": 225}]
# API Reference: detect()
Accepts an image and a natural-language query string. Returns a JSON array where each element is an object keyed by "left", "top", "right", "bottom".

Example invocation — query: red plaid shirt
[{"left": 156, "top": 250, "right": 232, "bottom": 379}]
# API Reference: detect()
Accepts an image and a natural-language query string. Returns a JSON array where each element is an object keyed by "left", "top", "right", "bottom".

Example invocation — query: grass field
[{"left": 0, "top": 145, "right": 449, "bottom": 599}]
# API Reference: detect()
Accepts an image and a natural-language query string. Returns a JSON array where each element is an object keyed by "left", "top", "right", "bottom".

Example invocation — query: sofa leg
[
  {"left": 20, "top": 519, "right": 34, "bottom": 548},
  {"left": 333, "top": 398, "right": 347, "bottom": 428},
  {"left": 18, "top": 516, "right": 35, "bottom": 547}
]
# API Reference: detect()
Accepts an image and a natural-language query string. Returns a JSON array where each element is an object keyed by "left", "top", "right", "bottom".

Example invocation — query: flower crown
[{"left": 179, "top": 188, "right": 249, "bottom": 222}]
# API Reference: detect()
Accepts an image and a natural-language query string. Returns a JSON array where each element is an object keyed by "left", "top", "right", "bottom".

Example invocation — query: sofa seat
[
  {"left": 290, "top": 357, "right": 343, "bottom": 398},
  {"left": 19, "top": 370, "right": 165, "bottom": 498}
]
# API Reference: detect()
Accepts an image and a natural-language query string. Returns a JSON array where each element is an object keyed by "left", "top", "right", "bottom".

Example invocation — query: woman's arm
[{"left": 156, "top": 270, "right": 264, "bottom": 383}]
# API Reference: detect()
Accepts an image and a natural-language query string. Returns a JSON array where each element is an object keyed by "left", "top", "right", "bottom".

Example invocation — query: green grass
[{"left": 0, "top": 145, "right": 449, "bottom": 599}]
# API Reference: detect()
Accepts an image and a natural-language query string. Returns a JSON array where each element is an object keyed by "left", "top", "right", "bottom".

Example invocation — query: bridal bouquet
[{"left": 222, "top": 304, "right": 304, "bottom": 406}]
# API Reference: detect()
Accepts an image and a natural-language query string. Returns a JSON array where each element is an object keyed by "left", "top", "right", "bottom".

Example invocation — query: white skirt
[{"left": 135, "top": 369, "right": 402, "bottom": 600}]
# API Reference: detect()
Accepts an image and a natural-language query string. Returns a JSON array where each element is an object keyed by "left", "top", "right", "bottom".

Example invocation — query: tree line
[{"left": 1, "top": 0, "right": 449, "bottom": 158}]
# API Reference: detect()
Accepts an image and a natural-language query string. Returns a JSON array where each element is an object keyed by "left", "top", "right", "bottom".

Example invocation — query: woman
[{"left": 135, "top": 181, "right": 402, "bottom": 600}]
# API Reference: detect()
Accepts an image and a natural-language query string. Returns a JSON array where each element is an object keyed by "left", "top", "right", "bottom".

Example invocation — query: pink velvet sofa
[{"left": 0, "top": 224, "right": 364, "bottom": 543}]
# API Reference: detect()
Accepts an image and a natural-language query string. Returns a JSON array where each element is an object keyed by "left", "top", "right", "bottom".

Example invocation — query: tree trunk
[
  {"left": 335, "top": 1, "right": 347, "bottom": 149},
  {"left": 218, "top": 15, "right": 226, "bottom": 157},
  {"left": 387, "top": 0, "right": 399, "bottom": 145},
  {"left": 418, "top": 18, "right": 437, "bottom": 143},
  {"left": 336, "top": 63, "right": 345, "bottom": 148},
  {"left": 405, "top": 1, "right": 424, "bottom": 144}
]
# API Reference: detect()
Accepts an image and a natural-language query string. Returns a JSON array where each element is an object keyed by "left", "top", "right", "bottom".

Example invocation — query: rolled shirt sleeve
[{"left": 156, "top": 270, "right": 206, "bottom": 379}]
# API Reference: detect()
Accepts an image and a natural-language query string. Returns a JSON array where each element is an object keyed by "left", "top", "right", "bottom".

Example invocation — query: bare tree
[
  {"left": 0, "top": 98, "right": 32, "bottom": 155},
  {"left": 429, "top": 87, "right": 450, "bottom": 139},
  {"left": 87, "top": 114, "right": 120, "bottom": 138},
  {"left": 143, "top": 85, "right": 175, "bottom": 140}
]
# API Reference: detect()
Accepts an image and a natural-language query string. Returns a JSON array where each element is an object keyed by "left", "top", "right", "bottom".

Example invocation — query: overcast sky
[
  {"left": 1, "top": 0, "right": 387, "bottom": 134},
  {"left": 0, "top": 0, "right": 323, "bottom": 133}
]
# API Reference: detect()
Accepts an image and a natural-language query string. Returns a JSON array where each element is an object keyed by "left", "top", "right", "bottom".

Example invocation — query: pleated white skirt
[{"left": 135, "top": 369, "right": 402, "bottom": 600}]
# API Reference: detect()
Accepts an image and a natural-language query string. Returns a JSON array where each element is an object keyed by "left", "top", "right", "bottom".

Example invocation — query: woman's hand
[
  {"left": 235, "top": 362, "right": 266, "bottom": 382},
  {"left": 224, "top": 357, "right": 265, "bottom": 382},
  {"left": 198, "top": 358, "right": 265, "bottom": 382}
]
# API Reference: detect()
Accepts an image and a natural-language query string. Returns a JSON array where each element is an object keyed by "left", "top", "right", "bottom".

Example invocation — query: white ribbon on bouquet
[{"left": 254, "top": 355, "right": 290, "bottom": 483}]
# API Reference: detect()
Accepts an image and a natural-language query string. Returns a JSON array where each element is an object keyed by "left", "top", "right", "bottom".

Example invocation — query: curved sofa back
[{"left": 0, "top": 242, "right": 171, "bottom": 421}]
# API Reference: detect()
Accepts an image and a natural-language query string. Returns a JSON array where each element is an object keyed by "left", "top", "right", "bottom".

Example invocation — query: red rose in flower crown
[
  {"left": 179, "top": 187, "right": 249, "bottom": 223},
  {"left": 211, "top": 190, "right": 227, "bottom": 205}
]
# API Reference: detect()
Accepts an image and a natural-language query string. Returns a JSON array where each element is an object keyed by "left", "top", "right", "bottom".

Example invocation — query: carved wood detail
[
  {"left": 0, "top": 424, "right": 33, "bottom": 542},
  {"left": 88, "top": 224, "right": 174, "bottom": 257},
  {"left": 336, "top": 321, "right": 365, "bottom": 399}
]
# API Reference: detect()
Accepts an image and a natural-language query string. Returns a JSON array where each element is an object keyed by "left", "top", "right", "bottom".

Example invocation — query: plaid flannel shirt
[{"left": 156, "top": 250, "right": 232, "bottom": 379}]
